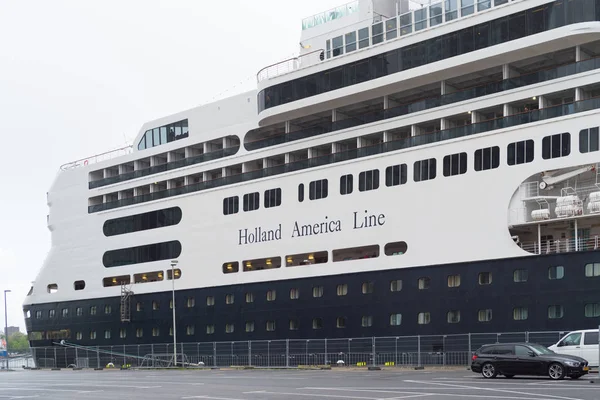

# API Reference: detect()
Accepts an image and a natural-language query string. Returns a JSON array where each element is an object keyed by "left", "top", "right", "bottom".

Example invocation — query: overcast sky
[{"left": 0, "top": 0, "right": 347, "bottom": 332}]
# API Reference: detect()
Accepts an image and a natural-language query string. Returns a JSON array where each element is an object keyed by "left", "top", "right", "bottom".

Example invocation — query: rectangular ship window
[
  {"left": 332, "top": 244, "right": 379, "bottom": 262},
  {"left": 513, "top": 269, "right": 528, "bottom": 282},
  {"left": 133, "top": 271, "right": 163, "bottom": 284},
  {"left": 385, "top": 164, "right": 407, "bottom": 187},
  {"left": 285, "top": 251, "right": 327, "bottom": 267},
  {"left": 443, "top": 152, "right": 467, "bottom": 176},
  {"left": 223, "top": 196, "right": 239, "bottom": 215},
  {"left": 103, "top": 275, "right": 131, "bottom": 287},
  {"left": 584, "top": 303, "right": 600, "bottom": 318},
  {"left": 309, "top": 179, "right": 328, "bottom": 200},
  {"left": 513, "top": 307, "right": 528, "bottom": 321},
  {"left": 243, "top": 192, "right": 260, "bottom": 212},
  {"left": 390, "top": 280, "right": 402, "bottom": 292},
  {"left": 580, "top": 127, "right": 599, "bottom": 153},
  {"left": 474, "top": 146, "right": 500, "bottom": 171},
  {"left": 478, "top": 309, "right": 492, "bottom": 322},
  {"left": 414, "top": 158, "right": 436, "bottom": 182},
  {"left": 359, "top": 169, "right": 380, "bottom": 192},
  {"left": 507, "top": 140, "right": 534, "bottom": 165},
  {"left": 478, "top": 272, "right": 492, "bottom": 285},
  {"left": 243, "top": 257, "right": 281, "bottom": 272},
  {"left": 542, "top": 132, "right": 570, "bottom": 159},
  {"left": 222, "top": 262, "right": 239, "bottom": 274},
  {"left": 264, "top": 188, "right": 282, "bottom": 208},
  {"left": 340, "top": 174, "right": 353, "bottom": 195},
  {"left": 447, "top": 275, "right": 461, "bottom": 287},
  {"left": 447, "top": 310, "right": 460, "bottom": 323},
  {"left": 548, "top": 305, "right": 564, "bottom": 319}
]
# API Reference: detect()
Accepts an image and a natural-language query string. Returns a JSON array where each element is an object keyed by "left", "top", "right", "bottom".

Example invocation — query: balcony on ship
[{"left": 248, "top": 42, "right": 600, "bottom": 152}]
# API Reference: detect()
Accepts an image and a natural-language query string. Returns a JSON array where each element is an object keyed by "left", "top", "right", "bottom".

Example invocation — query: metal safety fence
[{"left": 22, "top": 330, "right": 571, "bottom": 369}]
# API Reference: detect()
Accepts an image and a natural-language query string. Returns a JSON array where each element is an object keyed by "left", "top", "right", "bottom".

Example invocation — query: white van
[{"left": 548, "top": 330, "right": 599, "bottom": 368}]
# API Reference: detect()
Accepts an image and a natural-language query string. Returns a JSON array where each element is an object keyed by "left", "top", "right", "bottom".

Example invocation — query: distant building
[{"left": 6, "top": 326, "right": 19, "bottom": 336}]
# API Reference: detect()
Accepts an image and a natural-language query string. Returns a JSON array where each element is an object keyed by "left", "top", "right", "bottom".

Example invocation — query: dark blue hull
[{"left": 25, "top": 251, "right": 600, "bottom": 359}]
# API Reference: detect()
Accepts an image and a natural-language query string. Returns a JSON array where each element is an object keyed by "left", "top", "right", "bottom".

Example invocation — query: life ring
[{"left": 83, "top": 160, "right": 88, "bottom": 166}]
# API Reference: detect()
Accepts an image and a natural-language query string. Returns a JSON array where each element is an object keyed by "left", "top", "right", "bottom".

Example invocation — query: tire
[
  {"left": 481, "top": 362, "right": 498, "bottom": 379},
  {"left": 504, "top": 374, "right": 515, "bottom": 378},
  {"left": 548, "top": 362, "right": 565, "bottom": 380}
]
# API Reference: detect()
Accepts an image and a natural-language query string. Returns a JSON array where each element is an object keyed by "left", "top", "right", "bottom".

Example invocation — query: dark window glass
[
  {"left": 243, "top": 192, "right": 260, "bottom": 212},
  {"left": 414, "top": 158, "right": 436, "bottom": 182},
  {"left": 372, "top": 22, "right": 384, "bottom": 44},
  {"left": 264, "top": 188, "right": 282, "bottom": 208},
  {"left": 515, "top": 345, "right": 531, "bottom": 356},
  {"left": 358, "top": 27, "right": 369, "bottom": 49},
  {"left": 103, "top": 241, "right": 182, "bottom": 268},
  {"left": 579, "top": 127, "right": 600, "bottom": 153},
  {"left": 385, "top": 164, "right": 408, "bottom": 186},
  {"left": 443, "top": 152, "right": 467, "bottom": 177},
  {"left": 332, "top": 35, "right": 343, "bottom": 57},
  {"left": 223, "top": 197, "right": 239, "bottom": 215},
  {"left": 359, "top": 169, "right": 380, "bottom": 192},
  {"left": 474, "top": 146, "right": 500, "bottom": 171},
  {"left": 494, "top": 345, "right": 514, "bottom": 355},
  {"left": 298, "top": 183, "right": 304, "bottom": 202},
  {"left": 542, "top": 132, "right": 570, "bottom": 159},
  {"left": 345, "top": 32, "right": 357, "bottom": 53},
  {"left": 103, "top": 207, "right": 183, "bottom": 236},
  {"left": 138, "top": 133, "right": 147, "bottom": 150},
  {"left": 340, "top": 174, "right": 353, "bottom": 195},
  {"left": 507, "top": 140, "right": 534, "bottom": 165},
  {"left": 137, "top": 119, "right": 188, "bottom": 149},
  {"left": 309, "top": 179, "right": 329, "bottom": 200},
  {"left": 584, "top": 331, "right": 599, "bottom": 345}
]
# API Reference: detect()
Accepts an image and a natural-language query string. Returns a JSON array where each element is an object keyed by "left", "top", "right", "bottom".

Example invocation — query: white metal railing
[
  {"left": 519, "top": 236, "right": 600, "bottom": 255},
  {"left": 257, "top": 50, "right": 325, "bottom": 82},
  {"left": 59, "top": 146, "right": 133, "bottom": 171}
]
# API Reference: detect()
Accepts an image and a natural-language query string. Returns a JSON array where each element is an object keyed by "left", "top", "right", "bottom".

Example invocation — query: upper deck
[{"left": 257, "top": 0, "right": 517, "bottom": 84}]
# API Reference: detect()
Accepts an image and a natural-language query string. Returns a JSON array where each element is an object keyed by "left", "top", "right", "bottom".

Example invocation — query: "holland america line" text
[{"left": 238, "top": 210, "right": 385, "bottom": 245}]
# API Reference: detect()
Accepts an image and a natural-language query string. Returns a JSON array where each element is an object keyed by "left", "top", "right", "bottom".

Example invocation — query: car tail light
[{"left": 472, "top": 354, "right": 478, "bottom": 361}]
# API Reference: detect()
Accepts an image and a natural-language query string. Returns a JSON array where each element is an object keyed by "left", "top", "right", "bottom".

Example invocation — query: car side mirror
[
  {"left": 557, "top": 341, "right": 564, "bottom": 347},
  {"left": 528, "top": 351, "right": 536, "bottom": 357}
]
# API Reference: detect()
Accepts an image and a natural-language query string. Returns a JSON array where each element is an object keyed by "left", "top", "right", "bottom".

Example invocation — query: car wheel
[
  {"left": 481, "top": 362, "right": 497, "bottom": 379},
  {"left": 548, "top": 362, "right": 565, "bottom": 380},
  {"left": 504, "top": 374, "right": 514, "bottom": 378}
]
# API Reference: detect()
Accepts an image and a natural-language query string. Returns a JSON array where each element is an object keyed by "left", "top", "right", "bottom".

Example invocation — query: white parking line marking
[
  {"left": 404, "top": 379, "right": 585, "bottom": 400},
  {"left": 182, "top": 396, "right": 247, "bottom": 400},
  {"left": 0, "top": 388, "right": 103, "bottom": 394},
  {"left": 246, "top": 391, "right": 382, "bottom": 399},
  {"left": 0, "top": 396, "right": 40, "bottom": 400}
]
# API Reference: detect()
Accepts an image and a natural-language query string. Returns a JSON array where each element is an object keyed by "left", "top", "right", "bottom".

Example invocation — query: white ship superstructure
[{"left": 22, "top": 0, "right": 600, "bottom": 366}]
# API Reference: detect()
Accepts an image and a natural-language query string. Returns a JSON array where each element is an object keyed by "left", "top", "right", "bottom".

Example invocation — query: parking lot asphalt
[{"left": 0, "top": 368, "right": 599, "bottom": 400}]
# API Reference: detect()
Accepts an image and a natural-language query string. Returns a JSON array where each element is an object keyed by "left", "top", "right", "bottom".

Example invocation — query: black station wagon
[{"left": 471, "top": 342, "right": 589, "bottom": 380}]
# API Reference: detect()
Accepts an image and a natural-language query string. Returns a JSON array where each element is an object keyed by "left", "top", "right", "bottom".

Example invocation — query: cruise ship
[{"left": 23, "top": 0, "right": 600, "bottom": 363}]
